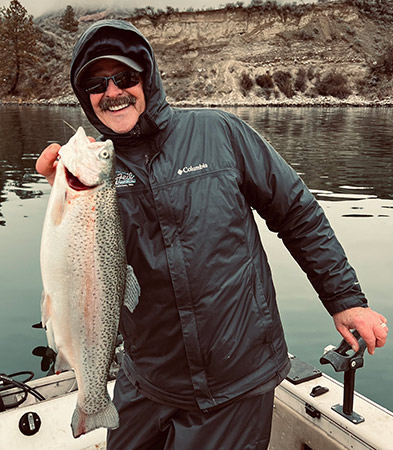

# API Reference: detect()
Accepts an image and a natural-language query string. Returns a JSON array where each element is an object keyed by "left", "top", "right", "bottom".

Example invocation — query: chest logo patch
[{"left": 115, "top": 171, "right": 137, "bottom": 187}]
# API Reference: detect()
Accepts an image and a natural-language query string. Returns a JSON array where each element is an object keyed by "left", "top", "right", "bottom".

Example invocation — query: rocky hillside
[{"left": 3, "top": 1, "right": 393, "bottom": 106}]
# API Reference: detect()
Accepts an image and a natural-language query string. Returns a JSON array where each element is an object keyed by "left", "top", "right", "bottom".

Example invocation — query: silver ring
[{"left": 381, "top": 322, "right": 387, "bottom": 328}]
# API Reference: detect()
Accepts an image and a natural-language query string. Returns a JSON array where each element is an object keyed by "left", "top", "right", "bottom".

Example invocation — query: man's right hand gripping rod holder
[{"left": 320, "top": 330, "right": 367, "bottom": 424}]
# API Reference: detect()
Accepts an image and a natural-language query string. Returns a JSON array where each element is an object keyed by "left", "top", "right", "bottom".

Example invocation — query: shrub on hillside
[
  {"left": 315, "top": 70, "right": 352, "bottom": 99},
  {"left": 371, "top": 45, "right": 393, "bottom": 77},
  {"left": 240, "top": 72, "right": 254, "bottom": 96},
  {"left": 344, "top": 0, "right": 393, "bottom": 23},
  {"left": 307, "top": 66, "right": 317, "bottom": 81},
  {"left": 255, "top": 72, "right": 274, "bottom": 99},
  {"left": 273, "top": 70, "right": 294, "bottom": 98},
  {"left": 295, "top": 28, "right": 317, "bottom": 41},
  {"left": 294, "top": 68, "right": 307, "bottom": 92},
  {"left": 255, "top": 73, "right": 274, "bottom": 89}
]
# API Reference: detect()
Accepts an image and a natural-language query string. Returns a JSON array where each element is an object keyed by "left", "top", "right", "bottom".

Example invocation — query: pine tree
[
  {"left": 60, "top": 5, "right": 79, "bottom": 33},
  {"left": 0, "top": 0, "right": 39, "bottom": 95}
]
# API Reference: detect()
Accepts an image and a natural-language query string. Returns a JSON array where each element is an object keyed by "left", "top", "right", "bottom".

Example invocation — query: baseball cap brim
[{"left": 75, "top": 55, "right": 143, "bottom": 85}]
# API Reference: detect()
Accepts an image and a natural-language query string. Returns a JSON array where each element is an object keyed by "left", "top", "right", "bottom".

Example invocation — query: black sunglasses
[{"left": 84, "top": 70, "right": 140, "bottom": 94}]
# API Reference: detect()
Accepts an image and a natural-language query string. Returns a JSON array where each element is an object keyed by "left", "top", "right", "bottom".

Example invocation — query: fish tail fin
[{"left": 71, "top": 400, "right": 119, "bottom": 438}]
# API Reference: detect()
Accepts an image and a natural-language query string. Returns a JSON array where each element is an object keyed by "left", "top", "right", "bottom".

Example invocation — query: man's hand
[
  {"left": 333, "top": 307, "right": 388, "bottom": 355},
  {"left": 35, "top": 143, "right": 61, "bottom": 186},
  {"left": 36, "top": 137, "right": 96, "bottom": 185}
]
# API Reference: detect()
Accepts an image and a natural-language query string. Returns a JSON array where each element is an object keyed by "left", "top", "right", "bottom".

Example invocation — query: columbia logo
[{"left": 177, "top": 163, "right": 208, "bottom": 176}]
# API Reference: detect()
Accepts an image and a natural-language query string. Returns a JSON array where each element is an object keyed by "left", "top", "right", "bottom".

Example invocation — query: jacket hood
[{"left": 70, "top": 19, "right": 171, "bottom": 147}]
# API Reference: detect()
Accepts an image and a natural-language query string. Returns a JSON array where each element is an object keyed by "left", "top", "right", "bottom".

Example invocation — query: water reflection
[
  {"left": 0, "top": 106, "right": 96, "bottom": 225},
  {"left": 232, "top": 107, "right": 393, "bottom": 201},
  {"left": 1, "top": 106, "right": 393, "bottom": 215}
]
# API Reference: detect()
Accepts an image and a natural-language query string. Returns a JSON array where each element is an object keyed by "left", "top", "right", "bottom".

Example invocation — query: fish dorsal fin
[{"left": 124, "top": 265, "right": 140, "bottom": 313}]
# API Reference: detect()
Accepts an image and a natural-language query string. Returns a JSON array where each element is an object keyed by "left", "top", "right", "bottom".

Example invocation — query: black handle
[{"left": 320, "top": 330, "right": 366, "bottom": 372}]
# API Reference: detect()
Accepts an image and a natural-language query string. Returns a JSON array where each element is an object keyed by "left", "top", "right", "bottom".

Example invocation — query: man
[{"left": 36, "top": 20, "right": 388, "bottom": 449}]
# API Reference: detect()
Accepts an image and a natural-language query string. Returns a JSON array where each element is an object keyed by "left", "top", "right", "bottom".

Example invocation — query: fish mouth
[{"left": 65, "top": 167, "right": 96, "bottom": 191}]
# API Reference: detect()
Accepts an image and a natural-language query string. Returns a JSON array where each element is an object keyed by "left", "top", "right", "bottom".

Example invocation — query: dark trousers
[{"left": 107, "top": 367, "right": 274, "bottom": 450}]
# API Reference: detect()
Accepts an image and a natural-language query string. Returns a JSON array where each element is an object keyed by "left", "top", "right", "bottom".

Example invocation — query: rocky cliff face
[
  {"left": 144, "top": 3, "right": 392, "bottom": 106},
  {"left": 4, "top": 2, "right": 393, "bottom": 106}
]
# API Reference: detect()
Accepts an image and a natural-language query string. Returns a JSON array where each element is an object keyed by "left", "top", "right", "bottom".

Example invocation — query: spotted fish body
[{"left": 40, "top": 127, "right": 139, "bottom": 438}]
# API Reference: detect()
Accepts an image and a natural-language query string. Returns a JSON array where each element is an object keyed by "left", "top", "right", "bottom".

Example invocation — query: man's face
[{"left": 87, "top": 59, "right": 146, "bottom": 134}]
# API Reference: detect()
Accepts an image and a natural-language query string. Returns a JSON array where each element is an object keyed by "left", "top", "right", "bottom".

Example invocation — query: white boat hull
[
  {"left": 1, "top": 364, "right": 393, "bottom": 450},
  {"left": 0, "top": 371, "right": 112, "bottom": 449},
  {"left": 270, "top": 373, "right": 393, "bottom": 450}
]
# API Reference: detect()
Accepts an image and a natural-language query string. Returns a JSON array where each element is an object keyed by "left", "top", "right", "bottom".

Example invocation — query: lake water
[{"left": 0, "top": 105, "right": 392, "bottom": 412}]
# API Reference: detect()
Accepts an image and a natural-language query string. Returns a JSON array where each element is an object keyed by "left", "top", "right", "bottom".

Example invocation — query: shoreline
[{"left": 1, "top": 95, "right": 393, "bottom": 108}]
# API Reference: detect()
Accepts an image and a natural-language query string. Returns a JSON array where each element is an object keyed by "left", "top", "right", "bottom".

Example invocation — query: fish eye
[{"left": 99, "top": 149, "right": 110, "bottom": 159}]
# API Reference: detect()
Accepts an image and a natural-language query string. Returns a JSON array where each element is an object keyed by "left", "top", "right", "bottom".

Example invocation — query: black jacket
[{"left": 71, "top": 20, "right": 367, "bottom": 411}]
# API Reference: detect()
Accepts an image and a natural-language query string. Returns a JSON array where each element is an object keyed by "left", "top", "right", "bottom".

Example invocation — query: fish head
[{"left": 58, "top": 127, "right": 114, "bottom": 191}]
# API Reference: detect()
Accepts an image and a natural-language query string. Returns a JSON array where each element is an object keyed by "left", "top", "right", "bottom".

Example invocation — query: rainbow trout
[{"left": 40, "top": 127, "right": 139, "bottom": 438}]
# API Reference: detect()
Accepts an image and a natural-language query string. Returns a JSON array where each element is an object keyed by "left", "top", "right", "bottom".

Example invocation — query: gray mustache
[{"left": 99, "top": 94, "right": 136, "bottom": 111}]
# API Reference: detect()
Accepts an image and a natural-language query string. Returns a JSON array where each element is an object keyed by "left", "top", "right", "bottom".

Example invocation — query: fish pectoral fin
[
  {"left": 71, "top": 400, "right": 119, "bottom": 438},
  {"left": 45, "top": 317, "right": 58, "bottom": 353},
  {"left": 50, "top": 184, "right": 67, "bottom": 226},
  {"left": 54, "top": 348, "right": 72, "bottom": 374},
  {"left": 41, "top": 292, "right": 58, "bottom": 353},
  {"left": 40, "top": 290, "right": 50, "bottom": 327},
  {"left": 123, "top": 265, "right": 140, "bottom": 313}
]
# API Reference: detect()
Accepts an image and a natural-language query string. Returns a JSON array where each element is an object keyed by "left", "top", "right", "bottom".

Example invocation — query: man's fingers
[
  {"left": 333, "top": 307, "right": 388, "bottom": 356},
  {"left": 362, "top": 314, "right": 388, "bottom": 354},
  {"left": 373, "top": 320, "right": 389, "bottom": 349},
  {"left": 337, "top": 323, "right": 382, "bottom": 355},
  {"left": 355, "top": 323, "right": 377, "bottom": 355},
  {"left": 336, "top": 325, "right": 359, "bottom": 352},
  {"left": 350, "top": 319, "right": 388, "bottom": 355},
  {"left": 376, "top": 314, "right": 388, "bottom": 327},
  {"left": 36, "top": 143, "right": 61, "bottom": 186}
]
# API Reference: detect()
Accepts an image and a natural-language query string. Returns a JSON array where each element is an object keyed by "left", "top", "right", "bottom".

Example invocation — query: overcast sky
[{"left": 0, "top": 0, "right": 233, "bottom": 18}]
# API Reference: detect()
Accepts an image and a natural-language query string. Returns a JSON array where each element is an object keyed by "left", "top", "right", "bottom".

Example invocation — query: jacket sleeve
[{"left": 227, "top": 113, "right": 368, "bottom": 315}]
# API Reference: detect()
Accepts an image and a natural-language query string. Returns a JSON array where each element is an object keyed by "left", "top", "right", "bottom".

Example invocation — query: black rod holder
[
  {"left": 343, "top": 369, "right": 355, "bottom": 415},
  {"left": 320, "top": 330, "right": 366, "bottom": 424}
]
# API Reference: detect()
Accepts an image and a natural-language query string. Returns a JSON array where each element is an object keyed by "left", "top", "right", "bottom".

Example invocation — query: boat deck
[{"left": 1, "top": 359, "right": 392, "bottom": 449}]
